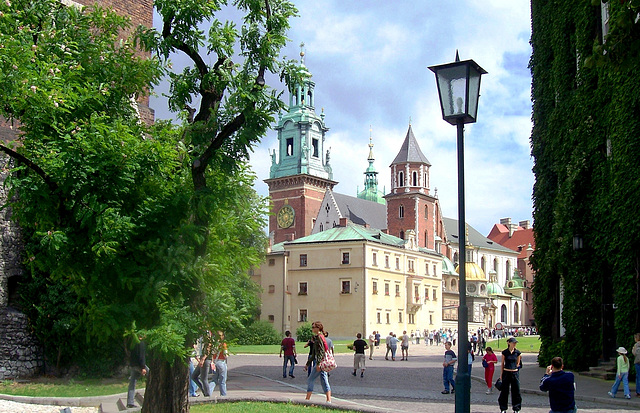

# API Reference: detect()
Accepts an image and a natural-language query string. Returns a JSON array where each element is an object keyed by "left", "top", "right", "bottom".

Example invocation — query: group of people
[
  {"left": 189, "top": 330, "right": 228, "bottom": 398},
  {"left": 607, "top": 332, "right": 640, "bottom": 399}
]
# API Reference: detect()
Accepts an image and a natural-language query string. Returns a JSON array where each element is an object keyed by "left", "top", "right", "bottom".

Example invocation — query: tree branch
[{"left": 0, "top": 144, "right": 58, "bottom": 193}]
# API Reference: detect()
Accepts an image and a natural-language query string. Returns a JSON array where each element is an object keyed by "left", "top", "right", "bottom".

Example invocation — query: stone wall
[{"left": 0, "top": 307, "right": 42, "bottom": 379}]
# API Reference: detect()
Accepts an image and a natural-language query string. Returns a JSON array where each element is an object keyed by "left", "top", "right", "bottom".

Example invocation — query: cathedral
[{"left": 252, "top": 53, "right": 529, "bottom": 339}]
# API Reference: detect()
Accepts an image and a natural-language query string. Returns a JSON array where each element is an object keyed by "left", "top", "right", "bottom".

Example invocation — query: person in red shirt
[
  {"left": 280, "top": 330, "right": 297, "bottom": 378},
  {"left": 482, "top": 346, "right": 498, "bottom": 394}
]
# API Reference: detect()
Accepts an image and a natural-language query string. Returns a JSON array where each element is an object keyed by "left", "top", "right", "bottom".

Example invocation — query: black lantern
[{"left": 428, "top": 51, "right": 487, "bottom": 125}]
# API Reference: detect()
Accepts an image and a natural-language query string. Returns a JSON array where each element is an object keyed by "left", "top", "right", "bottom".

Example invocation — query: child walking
[
  {"left": 608, "top": 346, "right": 631, "bottom": 399},
  {"left": 441, "top": 341, "right": 457, "bottom": 394}
]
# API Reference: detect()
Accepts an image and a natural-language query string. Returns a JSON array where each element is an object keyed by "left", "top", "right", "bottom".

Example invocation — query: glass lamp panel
[
  {"left": 468, "top": 65, "right": 482, "bottom": 121},
  {"left": 436, "top": 64, "right": 468, "bottom": 118}
]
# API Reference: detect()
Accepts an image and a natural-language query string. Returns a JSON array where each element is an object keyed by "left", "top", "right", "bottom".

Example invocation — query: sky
[{"left": 151, "top": 1, "right": 534, "bottom": 236}]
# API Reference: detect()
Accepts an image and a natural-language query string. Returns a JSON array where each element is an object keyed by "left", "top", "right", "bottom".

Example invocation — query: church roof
[
  {"left": 332, "top": 192, "right": 387, "bottom": 230},
  {"left": 390, "top": 125, "right": 431, "bottom": 166},
  {"left": 455, "top": 262, "right": 487, "bottom": 281},
  {"left": 443, "top": 217, "right": 516, "bottom": 255}
]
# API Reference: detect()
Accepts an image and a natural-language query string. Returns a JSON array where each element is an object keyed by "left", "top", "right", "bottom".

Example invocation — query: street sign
[{"left": 495, "top": 322, "right": 504, "bottom": 331}]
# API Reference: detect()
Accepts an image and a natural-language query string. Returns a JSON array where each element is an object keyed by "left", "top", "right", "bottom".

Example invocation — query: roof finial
[
  {"left": 409, "top": 116, "right": 412, "bottom": 126},
  {"left": 455, "top": 49, "right": 460, "bottom": 62},
  {"left": 299, "top": 42, "right": 306, "bottom": 65}
]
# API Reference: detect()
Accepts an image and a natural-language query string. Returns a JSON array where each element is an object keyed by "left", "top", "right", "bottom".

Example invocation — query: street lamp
[{"left": 429, "top": 51, "right": 486, "bottom": 413}]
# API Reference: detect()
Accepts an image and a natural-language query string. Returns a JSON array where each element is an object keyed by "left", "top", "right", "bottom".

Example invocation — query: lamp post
[{"left": 429, "top": 52, "right": 486, "bottom": 413}]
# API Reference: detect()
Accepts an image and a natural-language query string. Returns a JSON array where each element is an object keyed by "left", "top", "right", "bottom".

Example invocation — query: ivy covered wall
[{"left": 530, "top": 0, "right": 640, "bottom": 370}]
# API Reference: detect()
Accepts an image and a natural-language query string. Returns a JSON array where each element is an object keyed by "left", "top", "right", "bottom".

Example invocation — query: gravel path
[{"left": 0, "top": 400, "right": 98, "bottom": 413}]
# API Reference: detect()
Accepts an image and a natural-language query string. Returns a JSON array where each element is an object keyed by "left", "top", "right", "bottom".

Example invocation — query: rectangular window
[
  {"left": 298, "top": 282, "right": 308, "bottom": 295},
  {"left": 299, "top": 309, "right": 307, "bottom": 322},
  {"left": 312, "top": 138, "right": 319, "bottom": 157},
  {"left": 395, "top": 284, "right": 400, "bottom": 297},
  {"left": 386, "top": 313, "right": 390, "bottom": 324},
  {"left": 408, "top": 314, "right": 415, "bottom": 324},
  {"left": 395, "top": 257, "right": 400, "bottom": 270},
  {"left": 385, "top": 283, "right": 390, "bottom": 296},
  {"left": 425, "top": 262, "right": 429, "bottom": 275},
  {"left": 425, "top": 288, "right": 429, "bottom": 300},
  {"left": 433, "top": 288, "right": 437, "bottom": 301},
  {"left": 433, "top": 264, "right": 437, "bottom": 275},
  {"left": 342, "top": 252, "right": 350, "bottom": 265},
  {"left": 286, "top": 138, "right": 294, "bottom": 156},
  {"left": 385, "top": 255, "right": 390, "bottom": 268},
  {"left": 268, "top": 315, "right": 274, "bottom": 322},
  {"left": 429, "top": 314, "right": 433, "bottom": 325},
  {"left": 398, "top": 312, "right": 403, "bottom": 323},
  {"left": 376, "top": 312, "right": 381, "bottom": 323},
  {"left": 269, "top": 258, "right": 275, "bottom": 266},
  {"left": 372, "top": 252, "right": 377, "bottom": 266},
  {"left": 300, "top": 254, "right": 307, "bottom": 267},
  {"left": 414, "top": 285, "right": 419, "bottom": 302},
  {"left": 268, "top": 285, "right": 275, "bottom": 293},
  {"left": 372, "top": 281, "right": 378, "bottom": 295},
  {"left": 408, "top": 259, "right": 414, "bottom": 272},
  {"left": 341, "top": 280, "right": 351, "bottom": 294}
]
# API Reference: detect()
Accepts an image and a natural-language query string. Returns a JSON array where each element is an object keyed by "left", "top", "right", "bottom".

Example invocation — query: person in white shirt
[{"left": 401, "top": 331, "right": 410, "bottom": 361}]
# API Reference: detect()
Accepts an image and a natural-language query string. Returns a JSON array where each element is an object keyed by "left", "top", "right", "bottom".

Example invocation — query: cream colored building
[{"left": 252, "top": 219, "right": 443, "bottom": 339}]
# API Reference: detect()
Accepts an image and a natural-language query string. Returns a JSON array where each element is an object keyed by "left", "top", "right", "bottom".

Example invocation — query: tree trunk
[{"left": 142, "top": 352, "right": 189, "bottom": 413}]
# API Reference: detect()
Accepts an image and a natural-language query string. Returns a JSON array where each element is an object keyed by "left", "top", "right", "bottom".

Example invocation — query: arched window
[
  {"left": 412, "top": 171, "right": 418, "bottom": 186},
  {"left": 506, "top": 260, "right": 512, "bottom": 280},
  {"left": 320, "top": 223, "right": 324, "bottom": 231},
  {"left": 399, "top": 171, "right": 405, "bottom": 187},
  {"left": 399, "top": 230, "right": 405, "bottom": 240},
  {"left": 493, "top": 258, "right": 498, "bottom": 271},
  {"left": 451, "top": 279, "right": 457, "bottom": 291},
  {"left": 399, "top": 204, "right": 404, "bottom": 218},
  {"left": 514, "top": 302, "right": 519, "bottom": 323},
  {"left": 424, "top": 231, "right": 428, "bottom": 247},
  {"left": 501, "top": 304, "right": 507, "bottom": 323},
  {"left": 481, "top": 256, "right": 486, "bottom": 273},
  {"left": 424, "top": 205, "right": 428, "bottom": 219},
  {"left": 453, "top": 252, "right": 459, "bottom": 265}
]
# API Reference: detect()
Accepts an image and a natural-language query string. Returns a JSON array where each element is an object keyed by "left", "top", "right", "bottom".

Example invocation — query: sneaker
[
  {"left": 625, "top": 395, "right": 631, "bottom": 399},
  {"left": 608, "top": 391, "right": 615, "bottom": 398},
  {"left": 451, "top": 388, "right": 455, "bottom": 394},
  {"left": 283, "top": 375, "right": 287, "bottom": 378},
  {"left": 352, "top": 371, "right": 357, "bottom": 376},
  {"left": 289, "top": 374, "right": 295, "bottom": 378},
  {"left": 485, "top": 388, "right": 491, "bottom": 394},
  {"left": 127, "top": 405, "right": 136, "bottom": 408},
  {"left": 441, "top": 390, "right": 450, "bottom": 394},
  {"left": 360, "top": 372, "right": 364, "bottom": 378}
]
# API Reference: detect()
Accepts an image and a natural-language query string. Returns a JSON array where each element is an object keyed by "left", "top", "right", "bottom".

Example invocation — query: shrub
[
  {"left": 234, "top": 321, "right": 281, "bottom": 345},
  {"left": 296, "top": 322, "right": 313, "bottom": 342}
]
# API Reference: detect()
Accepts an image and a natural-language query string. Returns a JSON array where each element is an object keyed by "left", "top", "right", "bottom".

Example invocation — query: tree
[{"left": 0, "top": 1, "right": 299, "bottom": 411}]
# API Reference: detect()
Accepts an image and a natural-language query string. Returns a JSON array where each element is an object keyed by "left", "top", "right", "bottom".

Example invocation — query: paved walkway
[{"left": 1, "top": 340, "right": 638, "bottom": 412}]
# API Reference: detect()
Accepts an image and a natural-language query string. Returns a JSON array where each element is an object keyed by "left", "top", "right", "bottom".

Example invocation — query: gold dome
[{"left": 454, "top": 262, "right": 487, "bottom": 281}]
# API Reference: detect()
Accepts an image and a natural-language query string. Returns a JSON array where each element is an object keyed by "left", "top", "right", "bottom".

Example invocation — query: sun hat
[
  {"left": 616, "top": 346, "right": 627, "bottom": 354},
  {"left": 507, "top": 337, "right": 518, "bottom": 343}
]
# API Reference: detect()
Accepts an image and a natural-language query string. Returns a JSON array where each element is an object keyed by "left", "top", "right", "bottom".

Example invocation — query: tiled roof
[
  {"left": 332, "top": 192, "right": 387, "bottom": 230},
  {"left": 487, "top": 224, "right": 535, "bottom": 259},
  {"left": 286, "top": 221, "right": 406, "bottom": 248},
  {"left": 390, "top": 125, "right": 431, "bottom": 166},
  {"left": 443, "top": 217, "right": 516, "bottom": 254}
]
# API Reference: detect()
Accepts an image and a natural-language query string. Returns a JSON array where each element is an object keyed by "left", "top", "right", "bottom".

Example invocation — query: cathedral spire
[{"left": 357, "top": 126, "right": 386, "bottom": 205}]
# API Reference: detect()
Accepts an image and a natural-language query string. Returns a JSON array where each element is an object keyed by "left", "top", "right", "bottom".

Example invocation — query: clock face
[
  {"left": 467, "top": 284, "right": 477, "bottom": 293},
  {"left": 277, "top": 205, "right": 295, "bottom": 228}
]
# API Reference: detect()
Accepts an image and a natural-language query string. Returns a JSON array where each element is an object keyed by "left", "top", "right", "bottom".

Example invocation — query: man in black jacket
[{"left": 127, "top": 337, "right": 147, "bottom": 408}]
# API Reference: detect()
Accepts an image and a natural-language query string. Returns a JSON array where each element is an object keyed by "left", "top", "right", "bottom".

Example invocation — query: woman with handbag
[
  {"left": 304, "top": 321, "right": 332, "bottom": 403},
  {"left": 498, "top": 337, "right": 522, "bottom": 413},
  {"left": 482, "top": 346, "right": 498, "bottom": 394}
]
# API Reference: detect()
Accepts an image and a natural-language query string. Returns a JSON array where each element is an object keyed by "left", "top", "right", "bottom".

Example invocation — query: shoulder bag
[{"left": 317, "top": 335, "right": 337, "bottom": 372}]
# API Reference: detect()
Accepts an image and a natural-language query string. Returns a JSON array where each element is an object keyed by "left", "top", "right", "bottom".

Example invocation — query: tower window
[
  {"left": 412, "top": 171, "right": 418, "bottom": 186},
  {"left": 312, "top": 138, "right": 319, "bottom": 157},
  {"left": 399, "top": 205, "right": 404, "bottom": 218},
  {"left": 286, "top": 138, "right": 294, "bottom": 156},
  {"left": 425, "top": 205, "right": 428, "bottom": 219},
  {"left": 399, "top": 231, "right": 404, "bottom": 240},
  {"left": 399, "top": 171, "right": 405, "bottom": 187}
]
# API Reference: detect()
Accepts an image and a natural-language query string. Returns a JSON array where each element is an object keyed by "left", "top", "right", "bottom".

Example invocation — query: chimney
[
  {"left": 519, "top": 220, "right": 530, "bottom": 229},
  {"left": 339, "top": 217, "right": 348, "bottom": 227},
  {"left": 500, "top": 217, "right": 512, "bottom": 226},
  {"left": 509, "top": 224, "right": 518, "bottom": 238}
]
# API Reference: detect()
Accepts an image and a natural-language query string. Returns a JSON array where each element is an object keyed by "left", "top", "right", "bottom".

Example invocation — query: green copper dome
[
  {"left": 357, "top": 131, "right": 386, "bottom": 205},
  {"left": 505, "top": 269, "right": 526, "bottom": 290},
  {"left": 442, "top": 256, "right": 457, "bottom": 275}
]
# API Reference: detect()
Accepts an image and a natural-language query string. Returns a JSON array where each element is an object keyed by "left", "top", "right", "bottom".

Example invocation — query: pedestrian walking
[
  {"left": 387, "top": 333, "right": 399, "bottom": 361},
  {"left": 441, "top": 341, "right": 457, "bottom": 394},
  {"left": 351, "top": 333, "right": 368, "bottom": 377},
  {"left": 126, "top": 336, "right": 147, "bottom": 408},
  {"left": 498, "top": 337, "right": 522, "bottom": 413},
  {"left": 482, "top": 346, "right": 498, "bottom": 394},
  {"left": 280, "top": 330, "right": 297, "bottom": 378},
  {"left": 191, "top": 331, "right": 213, "bottom": 397},
  {"left": 467, "top": 342, "right": 475, "bottom": 375},
  {"left": 304, "top": 321, "right": 332, "bottom": 403},
  {"left": 401, "top": 330, "right": 410, "bottom": 360},
  {"left": 608, "top": 346, "right": 631, "bottom": 399},
  {"left": 632, "top": 333, "right": 640, "bottom": 398},
  {"left": 368, "top": 331, "right": 376, "bottom": 360},
  {"left": 208, "top": 330, "right": 228, "bottom": 397},
  {"left": 540, "top": 356, "right": 577, "bottom": 413}
]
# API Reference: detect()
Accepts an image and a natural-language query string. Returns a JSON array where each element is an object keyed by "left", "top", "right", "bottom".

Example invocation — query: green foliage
[
  {"left": 530, "top": 0, "right": 640, "bottom": 369},
  {"left": 295, "top": 322, "right": 313, "bottom": 342},
  {"left": 233, "top": 320, "right": 282, "bottom": 345}
]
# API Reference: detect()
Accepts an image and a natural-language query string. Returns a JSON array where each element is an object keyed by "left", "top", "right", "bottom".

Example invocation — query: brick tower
[{"left": 264, "top": 48, "right": 337, "bottom": 244}]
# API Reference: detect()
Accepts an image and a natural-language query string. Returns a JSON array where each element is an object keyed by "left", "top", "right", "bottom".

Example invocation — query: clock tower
[{"left": 264, "top": 47, "right": 337, "bottom": 244}]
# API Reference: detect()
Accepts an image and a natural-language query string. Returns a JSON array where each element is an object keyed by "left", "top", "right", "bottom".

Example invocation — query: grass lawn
[
  {"left": 0, "top": 377, "right": 130, "bottom": 397},
  {"left": 485, "top": 335, "right": 541, "bottom": 353},
  {"left": 191, "top": 401, "right": 340, "bottom": 412}
]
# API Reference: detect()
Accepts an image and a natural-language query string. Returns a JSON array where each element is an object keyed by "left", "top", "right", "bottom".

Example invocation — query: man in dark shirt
[
  {"left": 127, "top": 337, "right": 147, "bottom": 408},
  {"left": 540, "top": 357, "right": 577, "bottom": 413},
  {"left": 351, "top": 333, "right": 369, "bottom": 377}
]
